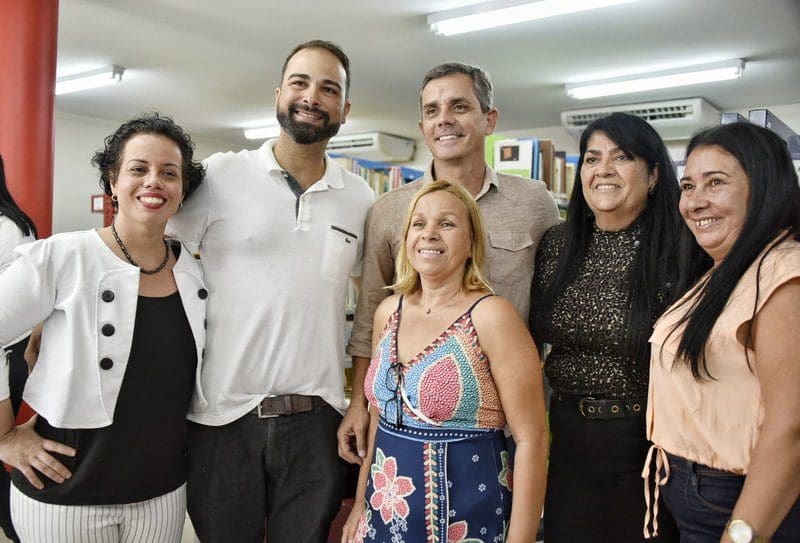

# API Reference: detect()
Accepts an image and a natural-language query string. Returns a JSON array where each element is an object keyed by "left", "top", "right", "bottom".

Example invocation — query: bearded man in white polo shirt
[{"left": 167, "top": 40, "right": 373, "bottom": 543}]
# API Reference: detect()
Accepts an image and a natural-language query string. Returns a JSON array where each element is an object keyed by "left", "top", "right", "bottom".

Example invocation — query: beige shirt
[
  {"left": 647, "top": 235, "right": 800, "bottom": 473},
  {"left": 347, "top": 164, "right": 560, "bottom": 359}
]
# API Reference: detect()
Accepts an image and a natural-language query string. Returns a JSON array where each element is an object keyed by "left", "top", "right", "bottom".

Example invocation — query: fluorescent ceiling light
[
  {"left": 566, "top": 59, "right": 746, "bottom": 100},
  {"left": 428, "top": 0, "right": 639, "bottom": 36},
  {"left": 55, "top": 65, "right": 124, "bottom": 95},
  {"left": 243, "top": 120, "right": 280, "bottom": 140}
]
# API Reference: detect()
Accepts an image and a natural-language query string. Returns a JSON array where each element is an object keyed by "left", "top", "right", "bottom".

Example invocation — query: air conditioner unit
[
  {"left": 326, "top": 132, "right": 415, "bottom": 162},
  {"left": 561, "top": 98, "right": 720, "bottom": 141}
]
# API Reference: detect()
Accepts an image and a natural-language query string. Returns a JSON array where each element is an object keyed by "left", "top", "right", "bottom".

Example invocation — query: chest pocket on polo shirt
[
  {"left": 488, "top": 231, "right": 533, "bottom": 285},
  {"left": 322, "top": 225, "right": 358, "bottom": 282}
]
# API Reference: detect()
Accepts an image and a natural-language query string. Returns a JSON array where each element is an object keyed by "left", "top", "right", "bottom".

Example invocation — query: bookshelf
[
  {"left": 331, "top": 154, "right": 424, "bottom": 400},
  {"left": 331, "top": 154, "right": 423, "bottom": 198},
  {"left": 492, "top": 136, "right": 577, "bottom": 216},
  {"left": 331, "top": 153, "right": 423, "bottom": 316}
]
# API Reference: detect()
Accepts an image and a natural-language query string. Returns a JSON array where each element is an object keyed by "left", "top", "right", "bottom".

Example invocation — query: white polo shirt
[{"left": 167, "top": 139, "right": 373, "bottom": 425}]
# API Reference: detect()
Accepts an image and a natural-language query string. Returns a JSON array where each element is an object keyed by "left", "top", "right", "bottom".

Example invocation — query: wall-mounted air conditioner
[
  {"left": 326, "top": 132, "right": 415, "bottom": 162},
  {"left": 561, "top": 98, "right": 720, "bottom": 141}
]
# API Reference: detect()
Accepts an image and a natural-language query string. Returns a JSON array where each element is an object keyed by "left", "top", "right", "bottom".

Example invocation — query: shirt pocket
[
  {"left": 488, "top": 231, "right": 533, "bottom": 285},
  {"left": 321, "top": 225, "right": 358, "bottom": 282}
]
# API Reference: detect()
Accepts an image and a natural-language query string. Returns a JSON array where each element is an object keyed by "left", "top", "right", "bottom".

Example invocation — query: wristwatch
[{"left": 726, "top": 519, "right": 769, "bottom": 543}]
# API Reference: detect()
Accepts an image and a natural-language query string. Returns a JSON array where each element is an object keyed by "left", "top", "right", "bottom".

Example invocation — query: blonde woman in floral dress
[{"left": 341, "top": 181, "right": 548, "bottom": 543}]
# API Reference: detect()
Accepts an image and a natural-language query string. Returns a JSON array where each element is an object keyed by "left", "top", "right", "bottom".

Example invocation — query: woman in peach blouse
[{"left": 646, "top": 122, "right": 800, "bottom": 542}]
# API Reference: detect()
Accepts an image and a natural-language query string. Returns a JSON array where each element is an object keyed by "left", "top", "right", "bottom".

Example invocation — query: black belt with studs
[{"left": 552, "top": 390, "right": 645, "bottom": 420}]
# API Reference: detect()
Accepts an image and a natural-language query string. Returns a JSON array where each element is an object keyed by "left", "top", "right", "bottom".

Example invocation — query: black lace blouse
[{"left": 530, "top": 221, "right": 650, "bottom": 399}]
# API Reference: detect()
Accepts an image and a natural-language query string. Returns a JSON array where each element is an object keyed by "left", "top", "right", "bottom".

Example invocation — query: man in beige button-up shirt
[{"left": 337, "top": 62, "right": 560, "bottom": 463}]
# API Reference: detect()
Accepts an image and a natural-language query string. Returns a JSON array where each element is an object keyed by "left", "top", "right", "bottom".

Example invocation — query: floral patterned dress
[{"left": 359, "top": 295, "right": 512, "bottom": 543}]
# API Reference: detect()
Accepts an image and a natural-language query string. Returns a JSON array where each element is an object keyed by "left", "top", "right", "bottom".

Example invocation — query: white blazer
[{"left": 0, "top": 230, "right": 208, "bottom": 429}]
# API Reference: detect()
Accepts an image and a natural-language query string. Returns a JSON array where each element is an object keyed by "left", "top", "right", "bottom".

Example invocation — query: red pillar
[{"left": 0, "top": 0, "right": 59, "bottom": 238}]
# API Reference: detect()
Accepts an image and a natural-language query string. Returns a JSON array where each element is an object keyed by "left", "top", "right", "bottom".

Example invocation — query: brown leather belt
[{"left": 251, "top": 395, "right": 326, "bottom": 418}]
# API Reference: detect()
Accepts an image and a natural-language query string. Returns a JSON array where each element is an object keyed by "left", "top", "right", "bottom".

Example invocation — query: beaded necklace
[{"left": 111, "top": 223, "right": 169, "bottom": 275}]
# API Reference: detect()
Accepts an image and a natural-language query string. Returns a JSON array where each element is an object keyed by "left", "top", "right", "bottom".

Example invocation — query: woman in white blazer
[{"left": 0, "top": 114, "right": 207, "bottom": 543}]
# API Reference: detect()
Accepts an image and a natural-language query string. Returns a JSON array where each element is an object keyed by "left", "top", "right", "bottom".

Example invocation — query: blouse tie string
[{"left": 642, "top": 444, "right": 670, "bottom": 539}]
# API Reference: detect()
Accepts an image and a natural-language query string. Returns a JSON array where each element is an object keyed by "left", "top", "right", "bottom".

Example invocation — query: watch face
[{"left": 728, "top": 519, "right": 754, "bottom": 543}]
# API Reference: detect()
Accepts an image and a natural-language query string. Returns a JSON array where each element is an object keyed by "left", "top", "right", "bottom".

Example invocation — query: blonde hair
[{"left": 389, "top": 180, "right": 493, "bottom": 295}]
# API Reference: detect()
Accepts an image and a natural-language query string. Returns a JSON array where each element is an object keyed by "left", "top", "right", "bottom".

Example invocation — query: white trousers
[{"left": 10, "top": 483, "right": 186, "bottom": 543}]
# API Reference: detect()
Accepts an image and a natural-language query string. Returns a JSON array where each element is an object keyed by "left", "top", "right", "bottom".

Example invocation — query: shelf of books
[
  {"left": 331, "top": 154, "right": 423, "bottom": 316},
  {"left": 489, "top": 135, "right": 578, "bottom": 217},
  {"left": 332, "top": 155, "right": 425, "bottom": 393},
  {"left": 331, "top": 154, "right": 423, "bottom": 198}
]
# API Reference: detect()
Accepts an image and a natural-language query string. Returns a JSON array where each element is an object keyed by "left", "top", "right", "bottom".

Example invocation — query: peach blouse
[{"left": 647, "top": 234, "right": 800, "bottom": 474}]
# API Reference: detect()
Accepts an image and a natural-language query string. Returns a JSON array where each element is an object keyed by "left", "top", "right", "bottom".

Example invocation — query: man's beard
[{"left": 276, "top": 103, "right": 342, "bottom": 144}]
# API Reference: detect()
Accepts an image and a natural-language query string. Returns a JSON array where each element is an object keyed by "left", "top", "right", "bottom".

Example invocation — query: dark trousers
[
  {"left": 187, "top": 403, "right": 347, "bottom": 543},
  {"left": 544, "top": 392, "right": 678, "bottom": 543},
  {"left": 661, "top": 453, "right": 800, "bottom": 542}
]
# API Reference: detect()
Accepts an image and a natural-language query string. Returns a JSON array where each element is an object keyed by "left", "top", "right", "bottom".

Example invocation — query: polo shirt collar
[
  {"left": 258, "top": 138, "right": 344, "bottom": 190},
  {"left": 424, "top": 161, "right": 499, "bottom": 199}
]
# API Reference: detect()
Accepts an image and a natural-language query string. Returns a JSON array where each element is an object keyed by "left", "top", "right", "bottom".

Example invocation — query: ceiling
[{"left": 56, "top": 0, "right": 800, "bottom": 149}]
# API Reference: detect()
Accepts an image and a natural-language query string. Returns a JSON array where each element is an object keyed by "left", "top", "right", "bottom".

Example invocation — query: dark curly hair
[{"left": 92, "top": 113, "right": 205, "bottom": 206}]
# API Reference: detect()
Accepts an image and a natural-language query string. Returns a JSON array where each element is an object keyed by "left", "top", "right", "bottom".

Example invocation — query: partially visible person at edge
[
  {"left": 339, "top": 62, "right": 559, "bottom": 466},
  {"left": 0, "top": 153, "right": 38, "bottom": 543},
  {"left": 166, "top": 40, "right": 374, "bottom": 543},
  {"left": 341, "top": 181, "right": 548, "bottom": 543},
  {"left": 646, "top": 122, "right": 800, "bottom": 543},
  {"left": 530, "top": 112, "right": 709, "bottom": 542},
  {"left": 0, "top": 113, "right": 207, "bottom": 543}
]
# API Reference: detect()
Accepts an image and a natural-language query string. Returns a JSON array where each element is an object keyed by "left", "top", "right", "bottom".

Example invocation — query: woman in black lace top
[{"left": 530, "top": 113, "right": 708, "bottom": 542}]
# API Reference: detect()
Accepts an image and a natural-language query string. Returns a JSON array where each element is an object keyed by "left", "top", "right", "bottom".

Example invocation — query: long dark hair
[
  {"left": 671, "top": 122, "right": 800, "bottom": 379},
  {"left": 533, "top": 112, "right": 708, "bottom": 365},
  {"left": 0, "top": 154, "right": 37, "bottom": 238}
]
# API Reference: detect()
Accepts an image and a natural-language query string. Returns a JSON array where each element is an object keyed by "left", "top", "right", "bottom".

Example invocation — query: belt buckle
[
  {"left": 256, "top": 400, "right": 282, "bottom": 418},
  {"left": 578, "top": 396, "right": 595, "bottom": 418}
]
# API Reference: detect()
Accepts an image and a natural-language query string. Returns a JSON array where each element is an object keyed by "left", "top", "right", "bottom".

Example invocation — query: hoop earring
[
  {"left": 178, "top": 201, "right": 183, "bottom": 209},
  {"left": 111, "top": 194, "right": 118, "bottom": 202}
]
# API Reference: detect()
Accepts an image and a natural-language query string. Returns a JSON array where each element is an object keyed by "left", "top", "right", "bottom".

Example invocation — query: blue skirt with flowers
[{"left": 354, "top": 417, "right": 512, "bottom": 543}]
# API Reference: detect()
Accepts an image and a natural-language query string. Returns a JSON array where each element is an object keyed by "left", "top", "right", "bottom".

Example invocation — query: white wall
[{"left": 53, "top": 112, "right": 241, "bottom": 233}]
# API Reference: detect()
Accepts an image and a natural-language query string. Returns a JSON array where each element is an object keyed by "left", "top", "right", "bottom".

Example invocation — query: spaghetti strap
[
  {"left": 397, "top": 294, "right": 405, "bottom": 313},
  {"left": 466, "top": 293, "right": 494, "bottom": 314}
]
